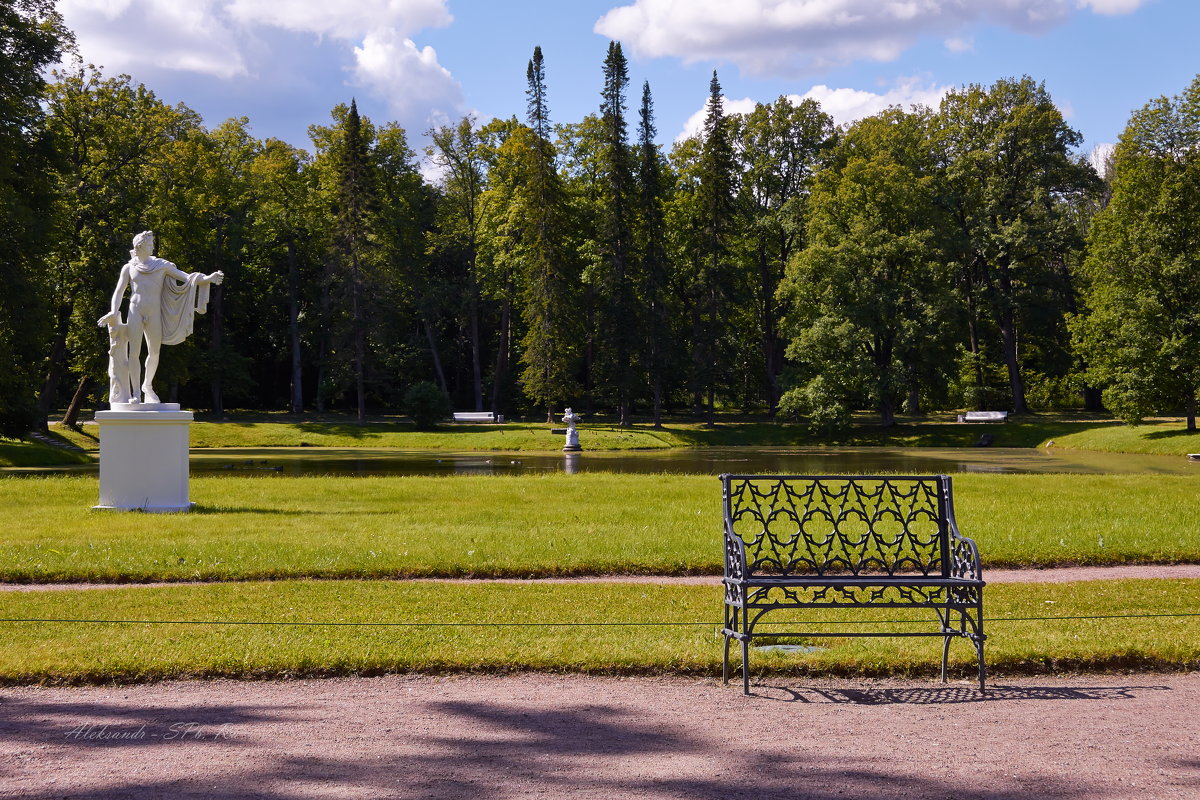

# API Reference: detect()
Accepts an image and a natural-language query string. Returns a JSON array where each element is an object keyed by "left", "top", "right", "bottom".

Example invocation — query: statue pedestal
[{"left": 94, "top": 405, "right": 193, "bottom": 512}]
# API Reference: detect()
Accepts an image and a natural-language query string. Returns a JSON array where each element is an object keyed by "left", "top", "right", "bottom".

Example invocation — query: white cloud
[
  {"left": 351, "top": 29, "right": 466, "bottom": 131},
  {"left": 227, "top": 0, "right": 451, "bottom": 40},
  {"left": 675, "top": 78, "right": 952, "bottom": 142},
  {"left": 596, "top": 0, "right": 1151, "bottom": 76},
  {"left": 944, "top": 36, "right": 974, "bottom": 54},
  {"left": 56, "top": 0, "right": 463, "bottom": 137},
  {"left": 58, "top": 0, "right": 247, "bottom": 78}
]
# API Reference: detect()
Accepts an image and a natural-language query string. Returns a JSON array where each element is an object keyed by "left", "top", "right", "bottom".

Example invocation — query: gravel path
[
  {"left": 2, "top": 672, "right": 1197, "bottom": 799},
  {"left": 2, "top": 563, "right": 1198, "bottom": 592}
]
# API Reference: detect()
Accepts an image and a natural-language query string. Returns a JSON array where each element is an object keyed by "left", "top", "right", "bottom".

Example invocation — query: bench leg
[
  {"left": 741, "top": 637, "right": 750, "bottom": 695},
  {"left": 975, "top": 637, "right": 986, "bottom": 693},
  {"left": 722, "top": 634, "right": 731, "bottom": 685},
  {"left": 941, "top": 634, "right": 952, "bottom": 683}
]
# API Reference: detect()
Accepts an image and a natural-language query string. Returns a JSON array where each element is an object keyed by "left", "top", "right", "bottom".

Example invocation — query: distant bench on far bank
[
  {"left": 957, "top": 411, "right": 1008, "bottom": 423},
  {"left": 452, "top": 411, "right": 505, "bottom": 423}
]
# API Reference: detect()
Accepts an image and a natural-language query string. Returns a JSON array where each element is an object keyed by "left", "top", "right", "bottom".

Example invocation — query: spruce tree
[
  {"left": 596, "top": 41, "right": 637, "bottom": 425},
  {"left": 637, "top": 81, "right": 671, "bottom": 428}
]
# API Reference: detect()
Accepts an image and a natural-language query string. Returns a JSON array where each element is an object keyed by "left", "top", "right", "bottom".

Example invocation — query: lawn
[
  {"left": 0, "top": 437, "right": 91, "bottom": 468},
  {"left": 0, "top": 578, "right": 1195, "bottom": 684},
  {"left": 1, "top": 472, "right": 1197, "bottom": 583},
  {"left": 43, "top": 413, "right": 1125, "bottom": 453}
]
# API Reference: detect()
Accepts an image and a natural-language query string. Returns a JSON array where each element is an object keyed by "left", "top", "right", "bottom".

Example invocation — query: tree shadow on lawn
[{"left": 3, "top": 693, "right": 1125, "bottom": 800}]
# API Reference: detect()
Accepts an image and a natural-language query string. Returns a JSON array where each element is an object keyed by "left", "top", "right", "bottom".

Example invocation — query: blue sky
[{"left": 55, "top": 0, "right": 1199, "bottom": 164}]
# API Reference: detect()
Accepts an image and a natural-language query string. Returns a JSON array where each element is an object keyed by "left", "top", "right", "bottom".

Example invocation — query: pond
[
  {"left": 178, "top": 446, "right": 1200, "bottom": 477},
  {"left": 9, "top": 446, "right": 1198, "bottom": 478}
]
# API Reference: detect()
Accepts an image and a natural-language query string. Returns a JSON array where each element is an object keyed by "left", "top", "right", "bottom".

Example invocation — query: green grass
[
  {"left": 48, "top": 413, "right": 1125, "bottom": 454},
  {"left": 0, "top": 438, "right": 91, "bottom": 468},
  {"left": 2, "top": 473, "right": 1197, "bottom": 583},
  {"left": 0, "top": 578, "right": 1195, "bottom": 684},
  {"left": 1049, "top": 421, "right": 1200, "bottom": 456}
]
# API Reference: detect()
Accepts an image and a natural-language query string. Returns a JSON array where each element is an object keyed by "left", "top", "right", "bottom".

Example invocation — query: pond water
[
  {"left": 178, "top": 446, "right": 1200, "bottom": 477},
  {"left": 9, "top": 446, "right": 1197, "bottom": 478}
]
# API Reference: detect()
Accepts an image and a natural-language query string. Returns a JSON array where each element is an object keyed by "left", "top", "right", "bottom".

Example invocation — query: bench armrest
[{"left": 723, "top": 520, "right": 748, "bottom": 582}]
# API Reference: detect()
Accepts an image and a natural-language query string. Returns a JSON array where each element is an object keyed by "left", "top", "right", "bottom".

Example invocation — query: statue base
[{"left": 93, "top": 407, "right": 194, "bottom": 512}]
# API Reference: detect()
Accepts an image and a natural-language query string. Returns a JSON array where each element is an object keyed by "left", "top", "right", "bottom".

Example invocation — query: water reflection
[{"left": 182, "top": 446, "right": 1200, "bottom": 477}]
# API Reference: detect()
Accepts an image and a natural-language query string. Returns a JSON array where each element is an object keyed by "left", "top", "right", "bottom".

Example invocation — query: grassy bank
[
  {"left": 2, "top": 473, "right": 1197, "bottom": 583},
  {"left": 0, "top": 578, "right": 1194, "bottom": 684},
  {"left": 44, "top": 413, "right": 1123, "bottom": 453},
  {"left": 0, "top": 438, "right": 91, "bottom": 468}
]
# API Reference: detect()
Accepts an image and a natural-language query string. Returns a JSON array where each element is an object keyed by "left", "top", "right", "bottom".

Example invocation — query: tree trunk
[
  {"left": 286, "top": 239, "right": 303, "bottom": 415},
  {"left": 490, "top": 296, "right": 511, "bottom": 418},
  {"left": 351, "top": 255, "right": 365, "bottom": 423},
  {"left": 998, "top": 313, "right": 1028, "bottom": 414},
  {"left": 469, "top": 297, "right": 483, "bottom": 411},
  {"left": 61, "top": 375, "right": 92, "bottom": 429},
  {"left": 879, "top": 398, "right": 896, "bottom": 428},
  {"left": 210, "top": 286, "right": 224, "bottom": 417},
  {"left": 1187, "top": 392, "right": 1196, "bottom": 432},
  {"left": 37, "top": 306, "right": 72, "bottom": 430},
  {"left": 908, "top": 386, "right": 921, "bottom": 415},
  {"left": 423, "top": 317, "right": 449, "bottom": 396}
]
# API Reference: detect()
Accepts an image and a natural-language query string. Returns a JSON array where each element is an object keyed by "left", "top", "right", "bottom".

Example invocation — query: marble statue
[
  {"left": 562, "top": 407, "right": 582, "bottom": 452},
  {"left": 97, "top": 231, "right": 224, "bottom": 406}
]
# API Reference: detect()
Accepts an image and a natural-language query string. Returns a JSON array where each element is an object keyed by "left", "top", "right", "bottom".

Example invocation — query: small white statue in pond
[
  {"left": 97, "top": 231, "right": 224, "bottom": 406},
  {"left": 562, "top": 407, "right": 582, "bottom": 452}
]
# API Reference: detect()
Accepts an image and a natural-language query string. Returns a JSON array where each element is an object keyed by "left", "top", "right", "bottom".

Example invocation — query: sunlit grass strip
[
  {"left": 0, "top": 578, "right": 1196, "bottom": 685},
  {"left": 47, "top": 415, "right": 1142, "bottom": 453},
  {"left": 0, "top": 438, "right": 91, "bottom": 468},
  {"left": 2, "top": 473, "right": 1199, "bottom": 583}
]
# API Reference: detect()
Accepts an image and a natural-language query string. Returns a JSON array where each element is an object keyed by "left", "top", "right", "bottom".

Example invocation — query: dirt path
[
  {"left": 1, "top": 672, "right": 1197, "bottom": 799},
  {"left": 2, "top": 563, "right": 1198, "bottom": 592}
]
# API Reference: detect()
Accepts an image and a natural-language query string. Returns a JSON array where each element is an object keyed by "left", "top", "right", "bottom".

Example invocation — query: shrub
[{"left": 402, "top": 381, "right": 452, "bottom": 429}]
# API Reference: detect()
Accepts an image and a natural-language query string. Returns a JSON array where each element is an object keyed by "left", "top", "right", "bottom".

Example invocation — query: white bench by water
[{"left": 957, "top": 411, "right": 1008, "bottom": 423}]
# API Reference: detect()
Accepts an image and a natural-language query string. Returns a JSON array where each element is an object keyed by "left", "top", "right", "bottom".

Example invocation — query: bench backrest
[{"left": 721, "top": 475, "right": 951, "bottom": 577}]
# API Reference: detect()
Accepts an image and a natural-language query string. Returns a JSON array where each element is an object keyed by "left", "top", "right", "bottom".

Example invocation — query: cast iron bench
[{"left": 720, "top": 474, "right": 986, "bottom": 695}]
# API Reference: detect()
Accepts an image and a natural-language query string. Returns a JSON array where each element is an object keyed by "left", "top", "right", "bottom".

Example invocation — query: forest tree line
[{"left": 3, "top": 0, "right": 1200, "bottom": 435}]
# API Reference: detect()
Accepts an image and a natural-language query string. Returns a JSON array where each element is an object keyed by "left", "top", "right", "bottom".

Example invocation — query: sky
[{"left": 53, "top": 0, "right": 1200, "bottom": 167}]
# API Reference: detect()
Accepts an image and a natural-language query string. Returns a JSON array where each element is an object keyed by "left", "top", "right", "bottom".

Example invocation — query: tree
[
  {"left": 735, "top": 95, "right": 833, "bottom": 414},
  {"left": 690, "top": 71, "right": 739, "bottom": 425},
  {"left": 0, "top": 0, "right": 69, "bottom": 435},
  {"left": 593, "top": 41, "right": 638, "bottom": 425},
  {"left": 248, "top": 138, "right": 318, "bottom": 414},
  {"left": 42, "top": 63, "right": 196, "bottom": 426},
  {"left": 511, "top": 47, "right": 579, "bottom": 420},
  {"left": 936, "top": 77, "right": 1096, "bottom": 414},
  {"left": 1074, "top": 75, "right": 1200, "bottom": 429},
  {"left": 780, "top": 109, "right": 951, "bottom": 429},
  {"left": 635, "top": 81, "right": 673, "bottom": 427},
  {"left": 427, "top": 116, "right": 488, "bottom": 409}
]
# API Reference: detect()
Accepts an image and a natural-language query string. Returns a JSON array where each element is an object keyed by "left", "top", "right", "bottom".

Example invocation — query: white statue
[
  {"left": 97, "top": 231, "right": 224, "bottom": 406},
  {"left": 562, "top": 407, "right": 582, "bottom": 451}
]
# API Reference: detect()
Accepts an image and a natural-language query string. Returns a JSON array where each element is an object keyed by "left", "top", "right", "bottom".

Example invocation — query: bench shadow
[{"left": 751, "top": 682, "right": 1172, "bottom": 704}]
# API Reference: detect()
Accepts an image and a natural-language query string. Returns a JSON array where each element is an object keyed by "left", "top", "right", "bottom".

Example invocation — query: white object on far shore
[{"left": 562, "top": 407, "right": 582, "bottom": 452}]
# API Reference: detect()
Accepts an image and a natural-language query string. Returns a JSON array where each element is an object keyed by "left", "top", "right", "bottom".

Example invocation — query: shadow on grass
[{"left": 1142, "top": 428, "right": 1200, "bottom": 440}]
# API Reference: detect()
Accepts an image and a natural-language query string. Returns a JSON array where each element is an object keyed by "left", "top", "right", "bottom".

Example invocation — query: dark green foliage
[
  {"left": 1074, "top": 75, "right": 1200, "bottom": 429},
  {"left": 402, "top": 380, "right": 452, "bottom": 429},
  {"left": 0, "top": 0, "right": 68, "bottom": 434}
]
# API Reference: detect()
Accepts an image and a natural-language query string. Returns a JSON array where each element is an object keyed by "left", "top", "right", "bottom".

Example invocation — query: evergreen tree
[
  {"left": 636, "top": 81, "right": 672, "bottom": 427},
  {"left": 692, "top": 71, "right": 739, "bottom": 425},
  {"left": 595, "top": 41, "right": 637, "bottom": 425},
  {"left": 515, "top": 47, "right": 578, "bottom": 421}
]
